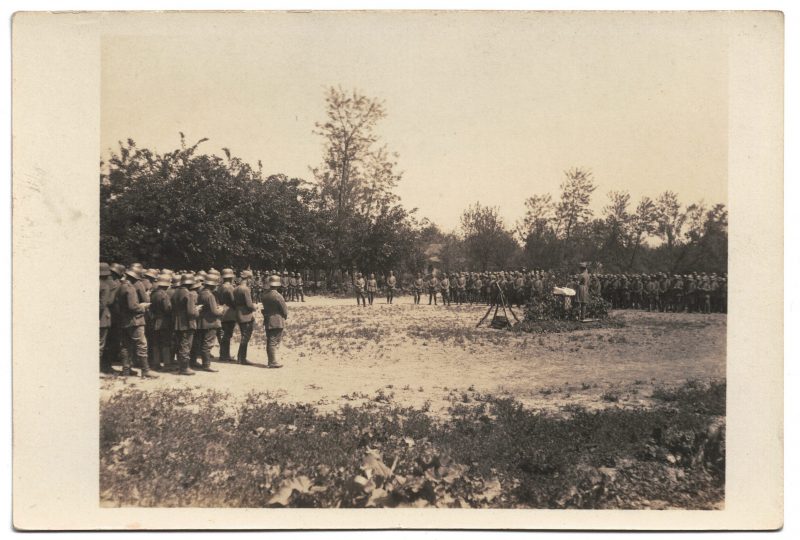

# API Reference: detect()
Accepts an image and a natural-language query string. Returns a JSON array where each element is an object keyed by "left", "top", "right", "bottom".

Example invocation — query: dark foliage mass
[
  {"left": 101, "top": 381, "right": 725, "bottom": 509},
  {"left": 101, "top": 87, "right": 726, "bottom": 278}
]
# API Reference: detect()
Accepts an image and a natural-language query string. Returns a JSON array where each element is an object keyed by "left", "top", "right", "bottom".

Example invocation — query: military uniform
[
  {"left": 413, "top": 275, "right": 423, "bottom": 305},
  {"left": 172, "top": 274, "right": 200, "bottom": 375},
  {"left": 699, "top": 277, "right": 712, "bottom": 314},
  {"left": 440, "top": 274, "right": 451, "bottom": 306},
  {"left": 197, "top": 276, "right": 224, "bottom": 372},
  {"left": 658, "top": 274, "right": 670, "bottom": 312},
  {"left": 149, "top": 275, "right": 173, "bottom": 371},
  {"left": 233, "top": 271, "right": 256, "bottom": 364},
  {"left": 102, "top": 264, "right": 125, "bottom": 373},
  {"left": 366, "top": 274, "right": 378, "bottom": 305},
  {"left": 631, "top": 276, "right": 644, "bottom": 309},
  {"left": 117, "top": 270, "right": 156, "bottom": 378},
  {"left": 428, "top": 275, "right": 440, "bottom": 305},
  {"left": 670, "top": 275, "right": 684, "bottom": 312},
  {"left": 261, "top": 275, "right": 288, "bottom": 368},
  {"left": 280, "top": 272, "right": 289, "bottom": 297},
  {"left": 288, "top": 273, "right": 297, "bottom": 302},
  {"left": 386, "top": 272, "right": 397, "bottom": 304},
  {"left": 99, "top": 263, "right": 115, "bottom": 374},
  {"left": 685, "top": 276, "right": 697, "bottom": 312},
  {"left": 456, "top": 274, "right": 467, "bottom": 304},
  {"left": 473, "top": 275, "right": 483, "bottom": 304},
  {"left": 589, "top": 274, "right": 602, "bottom": 300},
  {"left": 217, "top": 269, "right": 237, "bottom": 362},
  {"left": 295, "top": 273, "right": 305, "bottom": 302},
  {"left": 355, "top": 274, "right": 367, "bottom": 306}
]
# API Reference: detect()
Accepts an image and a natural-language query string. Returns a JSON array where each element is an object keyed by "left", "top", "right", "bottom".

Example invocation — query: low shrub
[{"left": 100, "top": 381, "right": 725, "bottom": 509}]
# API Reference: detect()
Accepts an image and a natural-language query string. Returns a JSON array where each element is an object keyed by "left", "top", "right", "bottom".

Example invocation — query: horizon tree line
[{"left": 100, "top": 86, "right": 727, "bottom": 277}]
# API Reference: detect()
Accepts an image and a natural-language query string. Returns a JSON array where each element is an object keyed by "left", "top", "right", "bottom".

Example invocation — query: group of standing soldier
[
  {"left": 347, "top": 267, "right": 727, "bottom": 314},
  {"left": 356, "top": 269, "right": 554, "bottom": 307},
  {"left": 596, "top": 272, "right": 727, "bottom": 313},
  {"left": 99, "top": 263, "right": 288, "bottom": 378}
]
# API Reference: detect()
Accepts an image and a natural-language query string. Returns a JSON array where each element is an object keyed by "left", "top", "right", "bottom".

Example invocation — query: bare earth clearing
[{"left": 100, "top": 295, "right": 726, "bottom": 415}]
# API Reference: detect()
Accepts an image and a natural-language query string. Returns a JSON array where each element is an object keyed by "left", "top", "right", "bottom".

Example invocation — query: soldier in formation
[
  {"left": 100, "top": 262, "right": 304, "bottom": 377},
  {"left": 386, "top": 270, "right": 397, "bottom": 304},
  {"left": 260, "top": 274, "right": 287, "bottom": 368}
]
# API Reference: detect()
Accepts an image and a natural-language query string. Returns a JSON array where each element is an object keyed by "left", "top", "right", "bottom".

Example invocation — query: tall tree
[
  {"left": 601, "top": 190, "right": 631, "bottom": 269},
  {"left": 461, "top": 203, "right": 519, "bottom": 270},
  {"left": 516, "top": 193, "right": 556, "bottom": 242},
  {"left": 628, "top": 196, "right": 658, "bottom": 269},
  {"left": 654, "top": 190, "right": 686, "bottom": 249},
  {"left": 311, "top": 86, "right": 403, "bottom": 269},
  {"left": 555, "top": 168, "right": 596, "bottom": 241}
]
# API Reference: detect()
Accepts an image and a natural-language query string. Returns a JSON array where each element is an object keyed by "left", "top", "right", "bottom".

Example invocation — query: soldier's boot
[{"left": 200, "top": 353, "right": 218, "bottom": 373}]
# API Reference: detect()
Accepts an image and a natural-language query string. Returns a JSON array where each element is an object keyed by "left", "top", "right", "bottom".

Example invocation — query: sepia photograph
[
  {"left": 97, "top": 11, "right": 728, "bottom": 510},
  {"left": 11, "top": 8, "right": 785, "bottom": 531}
]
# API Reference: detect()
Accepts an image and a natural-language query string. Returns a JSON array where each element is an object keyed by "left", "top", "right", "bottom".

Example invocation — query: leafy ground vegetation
[{"left": 101, "top": 380, "right": 724, "bottom": 509}]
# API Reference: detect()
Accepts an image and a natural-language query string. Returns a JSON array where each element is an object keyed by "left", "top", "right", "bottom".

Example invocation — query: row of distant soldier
[
  {"left": 595, "top": 272, "right": 727, "bottom": 313},
  {"left": 347, "top": 269, "right": 727, "bottom": 313}
]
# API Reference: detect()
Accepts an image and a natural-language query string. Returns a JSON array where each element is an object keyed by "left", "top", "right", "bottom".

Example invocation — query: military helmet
[
  {"left": 204, "top": 275, "right": 219, "bottom": 287},
  {"left": 144, "top": 268, "right": 159, "bottom": 280},
  {"left": 208, "top": 268, "right": 221, "bottom": 277},
  {"left": 125, "top": 268, "right": 140, "bottom": 280},
  {"left": 130, "top": 262, "right": 144, "bottom": 275},
  {"left": 240, "top": 270, "right": 253, "bottom": 279},
  {"left": 156, "top": 274, "right": 171, "bottom": 287},
  {"left": 99, "top": 262, "right": 111, "bottom": 277},
  {"left": 221, "top": 268, "right": 235, "bottom": 279},
  {"left": 180, "top": 273, "right": 195, "bottom": 286},
  {"left": 110, "top": 263, "right": 126, "bottom": 277},
  {"left": 171, "top": 274, "right": 180, "bottom": 285},
  {"left": 269, "top": 275, "right": 282, "bottom": 287}
]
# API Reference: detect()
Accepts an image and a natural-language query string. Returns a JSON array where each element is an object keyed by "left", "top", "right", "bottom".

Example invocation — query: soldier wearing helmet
[
  {"left": 196, "top": 274, "right": 225, "bottom": 372},
  {"left": 99, "top": 263, "right": 115, "bottom": 375},
  {"left": 217, "top": 268, "right": 237, "bottom": 362},
  {"left": 354, "top": 272, "right": 367, "bottom": 307},
  {"left": 366, "top": 273, "right": 378, "bottom": 305},
  {"left": 412, "top": 273, "right": 423, "bottom": 305},
  {"left": 233, "top": 270, "right": 257, "bottom": 365},
  {"left": 116, "top": 267, "right": 157, "bottom": 378},
  {"left": 149, "top": 273, "right": 173, "bottom": 371},
  {"left": 386, "top": 270, "right": 397, "bottom": 304},
  {"left": 295, "top": 272, "right": 305, "bottom": 303},
  {"left": 260, "top": 274, "right": 287, "bottom": 369}
]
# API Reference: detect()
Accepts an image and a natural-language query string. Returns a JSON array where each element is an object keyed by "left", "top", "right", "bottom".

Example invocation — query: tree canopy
[{"left": 101, "top": 87, "right": 727, "bottom": 276}]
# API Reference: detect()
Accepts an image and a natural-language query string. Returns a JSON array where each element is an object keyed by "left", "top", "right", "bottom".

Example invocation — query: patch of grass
[
  {"left": 515, "top": 318, "right": 625, "bottom": 335},
  {"left": 651, "top": 380, "right": 725, "bottom": 415},
  {"left": 101, "top": 381, "right": 725, "bottom": 509},
  {"left": 601, "top": 389, "right": 621, "bottom": 403}
]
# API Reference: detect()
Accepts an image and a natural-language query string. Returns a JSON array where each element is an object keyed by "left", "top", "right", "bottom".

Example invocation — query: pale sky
[{"left": 101, "top": 12, "right": 729, "bottom": 232}]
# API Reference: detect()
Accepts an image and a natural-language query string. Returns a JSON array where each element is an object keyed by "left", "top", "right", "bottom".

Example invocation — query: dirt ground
[{"left": 100, "top": 295, "right": 726, "bottom": 416}]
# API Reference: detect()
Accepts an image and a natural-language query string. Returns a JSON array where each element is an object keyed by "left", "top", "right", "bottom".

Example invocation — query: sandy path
[{"left": 101, "top": 295, "right": 726, "bottom": 415}]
